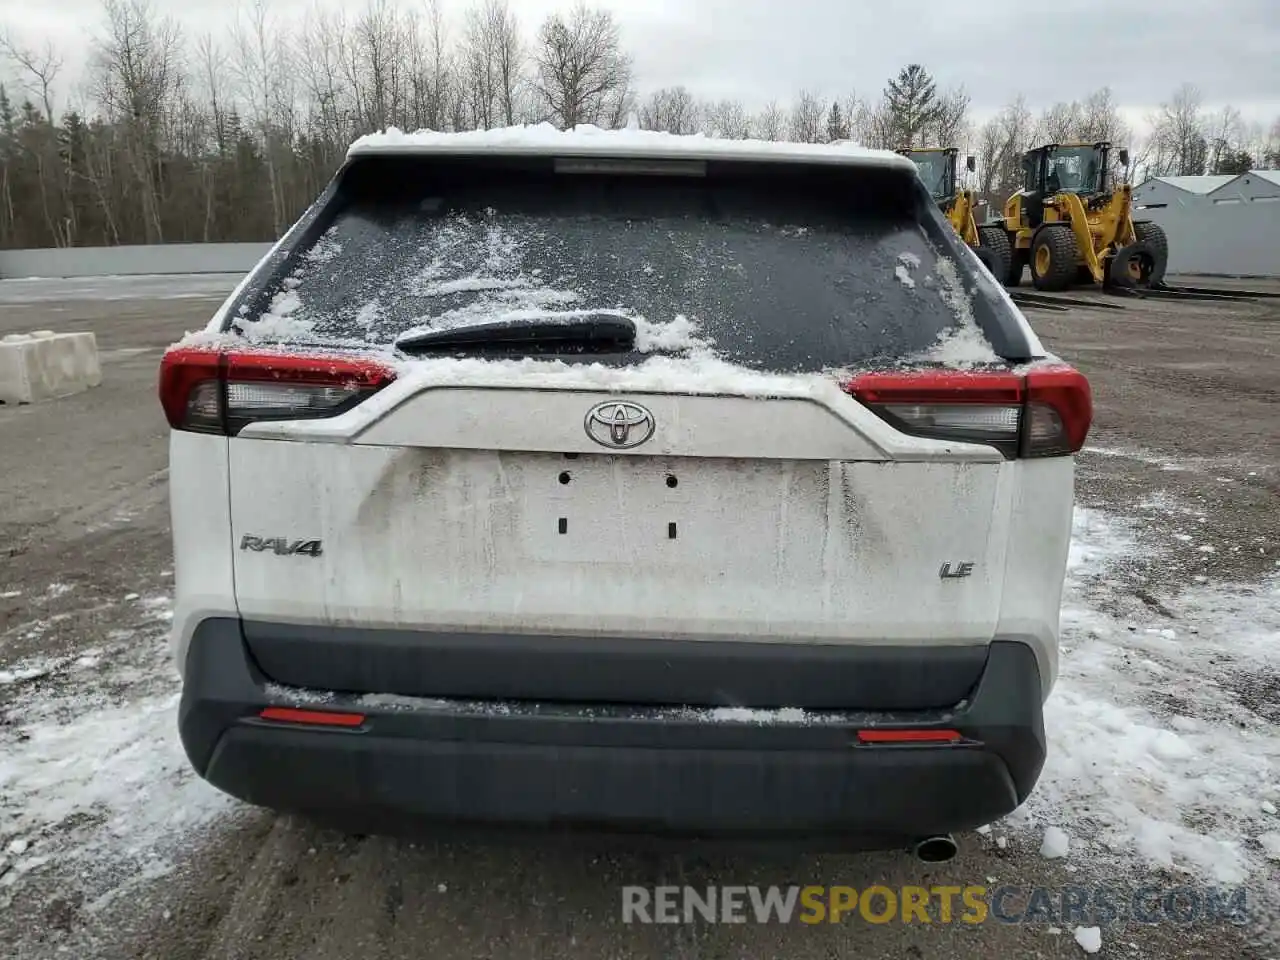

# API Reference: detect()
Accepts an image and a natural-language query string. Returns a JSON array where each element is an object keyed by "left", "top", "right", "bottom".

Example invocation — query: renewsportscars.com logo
[{"left": 621, "top": 885, "right": 1251, "bottom": 926}]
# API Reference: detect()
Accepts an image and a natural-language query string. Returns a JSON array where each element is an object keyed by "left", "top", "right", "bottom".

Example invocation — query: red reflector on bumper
[
  {"left": 856, "top": 729, "right": 962, "bottom": 744},
  {"left": 259, "top": 707, "right": 366, "bottom": 727}
]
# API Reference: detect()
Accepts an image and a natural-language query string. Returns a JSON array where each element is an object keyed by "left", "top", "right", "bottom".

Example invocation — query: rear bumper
[{"left": 179, "top": 619, "right": 1046, "bottom": 839}]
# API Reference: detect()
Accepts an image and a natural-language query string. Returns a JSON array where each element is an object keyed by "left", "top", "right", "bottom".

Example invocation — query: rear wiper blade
[{"left": 394, "top": 314, "right": 637, "bottom": 353}]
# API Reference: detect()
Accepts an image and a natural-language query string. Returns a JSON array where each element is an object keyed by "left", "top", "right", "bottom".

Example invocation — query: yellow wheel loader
[
  {"left": 900, "top": 147, "right": 1012, "bottom": 282},
  {"left": 999, "top": 141, "right": 1168, "bottom": 292}
]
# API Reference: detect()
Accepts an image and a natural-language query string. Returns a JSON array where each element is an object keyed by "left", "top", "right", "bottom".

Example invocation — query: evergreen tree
[
  {"left": 0, "top": 85, "right": 16, "bottom": 163},
  {"left": 1211, "top": 148, "right": 1254, "bottom": 176},
  {"left": 883, "top": 64, "right": 942, "bottom": 149},
  {"left": 826, "top": 101, "right": 850, "bottom": 142}
]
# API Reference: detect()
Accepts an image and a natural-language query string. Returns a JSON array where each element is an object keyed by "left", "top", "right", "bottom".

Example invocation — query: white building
[
  {"left": 1201, "top": 170, "right": 1280, "bottom": 205},
  {"left": 1131, "top": 171, "right": 1280, "bottom": 277},
  {"left": 1131, "top": 174, "right": 1236, "bottom": 207}
]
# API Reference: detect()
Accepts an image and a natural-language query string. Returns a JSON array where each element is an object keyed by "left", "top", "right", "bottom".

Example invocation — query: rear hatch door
[{"left": 222, "top": 152, "right": 1029, "bottom": 708}]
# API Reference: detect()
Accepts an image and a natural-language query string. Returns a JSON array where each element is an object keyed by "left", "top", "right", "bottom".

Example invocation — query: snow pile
[
  {"left": 1040, "top": 826, "right": 1071, "bottom": 859},
  {"left": 632, "top": 314, "right": 713, "bottom": 354},
  {"left": 1019, "top": 506, "right": 1280, "bottom": 884},
  {"left": 1073, "top": 926, "right": 1102, "bottom": 954},
  {"left": 347, "top": 122, "right": 912, "bottom": 170},
  {"left": 894, "top": 251, "right": 919, "bottom": 290}
]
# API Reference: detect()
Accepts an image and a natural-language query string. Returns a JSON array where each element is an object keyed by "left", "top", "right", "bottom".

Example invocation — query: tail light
[
  {"left": 159, "top": 346, "right": 397, "bottom": 435},
  {"left": 844, "top": 365, "right": 1091, "bottom": 458},
  {"left": 258, "top": 706, "right": 366, "bottom": 728},
  {"left": 856, "top": 728, "right": 963, "bottom": 744}
]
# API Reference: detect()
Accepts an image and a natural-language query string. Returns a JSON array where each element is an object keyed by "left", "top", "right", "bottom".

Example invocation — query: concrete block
[{"left": 0, "top": 330, "right": 102, "bottom": 404}]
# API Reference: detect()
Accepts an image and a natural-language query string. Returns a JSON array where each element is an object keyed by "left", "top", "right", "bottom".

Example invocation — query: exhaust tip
[{"left": 912, "top": 834, "right": 958, "bottom": 864}]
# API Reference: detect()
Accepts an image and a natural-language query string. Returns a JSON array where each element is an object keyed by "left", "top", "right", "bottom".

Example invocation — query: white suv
[{"left": 161, "top": 128, "right": 1090, "bottom": 851}]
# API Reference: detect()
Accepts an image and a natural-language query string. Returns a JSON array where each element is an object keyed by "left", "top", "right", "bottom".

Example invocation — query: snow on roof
[
  {"left": 347, "top": 123, "right": 915, "bottom": 170},
  {"left": 1150, "top": 174, "right": 1237, "bottom": 195},
  {"left": 1248, "top": 169, "right": 1280, "bottom": 188}
]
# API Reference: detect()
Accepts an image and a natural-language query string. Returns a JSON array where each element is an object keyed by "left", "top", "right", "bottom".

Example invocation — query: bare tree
[
  {"left": 753, "top": 100, "right": 785, "bottom": 141},
  {"left": 602, "top": 75, "right": 636, "bottom": 130},
  {"left": 1205, "top": 105, "right": 1245, "bottom": 173},
  {"left": 976, "top": 95, "right": 1034, "bottom": 204},
  {"left": 974, "top": 116, "right": 1003, "bottom": 200},
  {"left": 924, "top": 85, "right": 969, "bottom": 148},
  {"left": 406, "top": 0, "right": 458, "bottom": 131},
  {"left": 0, "top": 33, "right": 63, "bottom": 123},
  {"left": 188, "top": 34, "right": 229, "bottom": 241},
  {"left": 1149, "top": 83, "right": 1207, "bottom": 177},
  {"left": 492, "top": 1, "right": 525, "bottom": 125},
  {"left": 1037, "top": 101, "right": 1082, "bottom": 143},
  {"left": 788, "top": 89, "right": 824, "bottom": 143},
  {"left": 193, "top": 34, "right": 228, "bottom": 153},
  {"left": 702, "top": 98, "right": 751, "bottom": 139},
  {"left": 532, "top": 4, "right": 631, "bottom": 128},
  {"left": 349, "top": 0, "right": 408, "bottom": 131},
  {"left": 0, "top": 32, "right": 68, "bottom": 245},
  {"left": 298, "top": 9, "right": 352, "bottom": 148},
  {"left": 462, "top": 0, "right": 525, "bottom": 129},
  {"left": 1079, "top": 87, "right": 1125, "bottom": 142},
  {"left": 639, "top": 86, "right": 699, "bottom": 134},
  {"left": 859, "top": 98, "right": 897, "bottom": 150},
  {"left": 841, "top": 93, "right": 874, "bottom": 145},
  {"left": 1266, "top": 117, "right": 1280, "bottom": 168},
  {"left": 90, "top": 0, "right": 184, "bottom": 243},
  {"left": 231, "top": 0, "right": 293, "bottom": 233}
]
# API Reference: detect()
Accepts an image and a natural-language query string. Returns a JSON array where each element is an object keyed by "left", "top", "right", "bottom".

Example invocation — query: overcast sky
[{"left": 2, "top": 0, "right": 1277, "bottom": 127}]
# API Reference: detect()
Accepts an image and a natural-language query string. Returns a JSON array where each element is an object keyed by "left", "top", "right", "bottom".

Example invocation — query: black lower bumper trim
[
  {"left": 180, "top": 619, "right": 1045, "bottom": 838},
  {"left": 242, "top": 620, "right": 989, "bottom": 710}
]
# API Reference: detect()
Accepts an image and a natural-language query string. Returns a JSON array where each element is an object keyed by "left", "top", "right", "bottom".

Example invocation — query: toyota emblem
[{"left": 584, "top": 401, "right": 656, "bottom": 449}]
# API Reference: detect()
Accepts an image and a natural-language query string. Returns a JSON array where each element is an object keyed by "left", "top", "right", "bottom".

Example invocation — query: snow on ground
[
  {"left": 0, "top": 594, "right": 230, "bottom": 908},
  {"left": 1012, "top": 507, "right": 1280, "bottom": 884}
]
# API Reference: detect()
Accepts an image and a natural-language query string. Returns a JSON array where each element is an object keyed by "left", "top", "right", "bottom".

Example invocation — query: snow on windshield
[
  {"left": 888, "top": 251, "right": 998, "bottom": 368},
  {"left": 894, "top": 251, "right": 920, "bottom": 289},
  {"left": 229, "top": 184, "right": 1007, "bottom": 374},
  {"left": 910, "top": 257, "right": 1000, "bottom": 367},
  {"left": 238, "top": 214, "right": 713, "bottom": 357}
]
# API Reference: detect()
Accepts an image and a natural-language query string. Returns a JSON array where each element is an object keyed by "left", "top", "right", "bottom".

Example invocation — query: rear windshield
[{"left": 238, "top": 156, "right": 997, "bottom": 372}]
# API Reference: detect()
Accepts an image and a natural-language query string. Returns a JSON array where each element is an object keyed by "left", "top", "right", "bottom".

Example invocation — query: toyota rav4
[{"left": 160, "top": 126, "right": 1090, "bottom": 851}]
